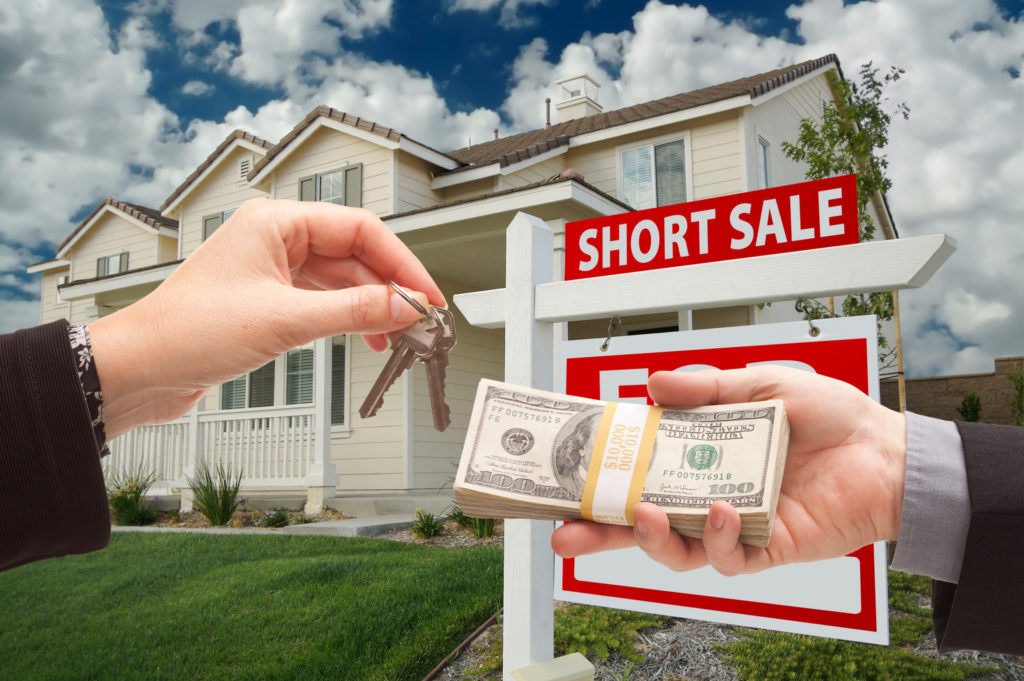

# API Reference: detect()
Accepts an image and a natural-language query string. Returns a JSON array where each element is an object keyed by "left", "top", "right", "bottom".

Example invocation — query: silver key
[
  {"left": 358, "top": 315, "right": 440, "bottom": 419},
  {"left": 422, "top": 307, "right": 457, "bottom": 432}
]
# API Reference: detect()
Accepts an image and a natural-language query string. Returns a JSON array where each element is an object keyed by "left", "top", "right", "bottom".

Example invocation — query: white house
[{"left": 28, "top": 54, "right": 896, "bottom": 514}]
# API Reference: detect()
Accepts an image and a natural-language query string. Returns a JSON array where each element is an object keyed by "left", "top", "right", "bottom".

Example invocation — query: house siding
[
  {"left": 178, "top": 146, "right": 267, "bottom": 259},
  {"left": 271, "top": 126, "right": 393, "bottom": 216},
  {"left": 70, "top": 212, "right": 158, "bottom": 283},
  {"left": 38, "top": 269, "right": 71, "bottom": 324},
  {"left": 395, "top": 151, "right": 441, "bottom": 213},
  {"left": 411, "top": 279, "right": 504, "bottom": 490},
  {"left": 497, "top": 156, "right": 567, "bottom": 190}
]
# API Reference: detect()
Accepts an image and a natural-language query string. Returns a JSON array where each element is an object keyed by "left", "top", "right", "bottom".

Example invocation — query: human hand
[
  {"left": 88, "top": 198, "right": 444, "bottom": 437},
  {"left": 550, "top": 365, "right": 906, "bottom": 576}
]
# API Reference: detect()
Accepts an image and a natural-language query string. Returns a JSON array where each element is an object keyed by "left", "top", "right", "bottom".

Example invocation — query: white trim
[
  {"left": 749, "top": 63, "right": 839, "bottom": 108},
  {"left": 399, "top": 137, "right": 459, "bottom": 170},
  {"left": 386, "top": 180, "right": 628, "bottom": 235},
  {"left": 177, "top": 205, "right": 185, "bottom": 260},
  {"left": 60, "top": 261, "right": 180, "bottom": 300},
  {"left": 571, "top": 95, "right": 750, "bottom": 149},
  {"left": 58, "top": 205, "right": 164, "bottom": 257},
  {"left": 161, "top": 139, "right": 269, "bottom": 216},
  {"left": 454, "top": 234, "right": 957, "bottom": 328},
  {"left": 738, "top": 108, "right": 750, "bottom": 191},
  {"left": 26, "top": 259, "right": 70, "bottom": 274},
  {"left": 431, "top": 163, "right": 500, "bottom": 189},
  {"left": 500, "top": 145, "right": 568, "bottom": 176},
  {"left": 391, "top": 151, "right": 399, "bottom": 215}
]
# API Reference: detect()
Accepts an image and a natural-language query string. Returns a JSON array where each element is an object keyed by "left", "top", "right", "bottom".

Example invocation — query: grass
[{"left": 0, "top": 532, "right": 502, "bottom": 681}]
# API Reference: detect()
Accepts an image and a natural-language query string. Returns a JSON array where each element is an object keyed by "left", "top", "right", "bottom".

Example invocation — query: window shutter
[
  {"left": 119, "top": 252, "right": 129, "bottom": 273},
  {"left": 203, "top": 214, "right": 223, "bottom": 241},
  {"left": 330, "top": 336, "right": 346, "bottom": 425},
  {"left": 286, "top": 348, "right": 314, "bottom": 405},
  {"left": 299, "top": 176, "right": 315, "bottom": 202},
  {"left": 96, "top": 258, "right": 104, "bottom": 278},
  {"left": 248, "top": 361, "right": 276, "bottom": 408},
  {"left": 343, "top": 164, "right": 362, "bottom": 207}
]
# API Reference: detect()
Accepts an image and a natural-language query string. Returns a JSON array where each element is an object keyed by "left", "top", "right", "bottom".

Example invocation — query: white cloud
[
  {"left": 181, "top": 80, "right": 214, "bottom": 96},
  {"left": 448, "top": 0, "right": 554, "bottom": 29}
]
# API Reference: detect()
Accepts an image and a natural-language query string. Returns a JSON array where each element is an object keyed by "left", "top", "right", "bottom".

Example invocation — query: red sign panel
[{"left": 565, "top": 174, "right": 858, "bottom": 280}]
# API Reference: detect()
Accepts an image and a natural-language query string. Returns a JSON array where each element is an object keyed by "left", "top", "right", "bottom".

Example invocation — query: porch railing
[{"left": 103, "top": 404, "right": 318, "bottom": 492}]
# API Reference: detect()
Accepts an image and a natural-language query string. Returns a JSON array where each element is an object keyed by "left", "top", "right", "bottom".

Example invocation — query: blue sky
[{"left": 1, "top": 0, "right": 1022, "bottom": 378}]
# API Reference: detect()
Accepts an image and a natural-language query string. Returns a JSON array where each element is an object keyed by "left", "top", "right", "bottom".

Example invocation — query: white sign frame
[{"left": 553, "top": 316, "right": 888, "bottom": 644}]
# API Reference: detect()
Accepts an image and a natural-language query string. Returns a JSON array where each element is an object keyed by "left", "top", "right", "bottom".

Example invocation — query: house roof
[
  {"left": 160, "top": 129, "right": 273, "bottom": 212},
  {"left": 442, "top": 54, "right": 842, "bottom": 174},
  {"left": 57, "top": 198, "right": 178, "bottom": 256},
  {"left": 246, "top": 105, "right": 453, "bottom": 183}
]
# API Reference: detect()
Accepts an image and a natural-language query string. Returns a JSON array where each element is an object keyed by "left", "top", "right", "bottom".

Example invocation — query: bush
[
  {"left": 411, "top": 508, "right": 444, "bottom": 539},
  {"left": 106, "top": 467, "right": 157, "bottom": 526},
  {"left": 188, "top": 461, "right": 243, "bottom": 526},
  {"left": 956, "top": 391, "right": 982, "bottom": 422},
  {"left": 468, "top": 516, "right": 496, "bottom": 539},
  {"left": 263, "top": 508, "right": 289, "bottom": 528}
]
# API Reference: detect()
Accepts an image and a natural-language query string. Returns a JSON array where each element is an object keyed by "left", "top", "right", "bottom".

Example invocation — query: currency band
[{"left": 580, "top": 401, "right": 663, "bottom": 526}]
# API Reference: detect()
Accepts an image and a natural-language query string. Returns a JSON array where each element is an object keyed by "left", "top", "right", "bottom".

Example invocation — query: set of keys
[{"left": 358, "top": 281, "right": 457, "bottom": 432}]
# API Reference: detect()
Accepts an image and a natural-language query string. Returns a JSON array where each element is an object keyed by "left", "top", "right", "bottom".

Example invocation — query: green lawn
[{"left": 0, "top": 532, "right": 502, "bottom": 681}]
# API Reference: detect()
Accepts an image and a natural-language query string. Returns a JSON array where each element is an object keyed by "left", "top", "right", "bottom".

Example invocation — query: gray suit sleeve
[{"left": 888, "top": 412, "right": 970, "bottom": 583}]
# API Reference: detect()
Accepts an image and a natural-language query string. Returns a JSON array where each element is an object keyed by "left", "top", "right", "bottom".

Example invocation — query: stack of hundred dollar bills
[{"left": 454, "top": 379, "right": 789, "bottom": 547}]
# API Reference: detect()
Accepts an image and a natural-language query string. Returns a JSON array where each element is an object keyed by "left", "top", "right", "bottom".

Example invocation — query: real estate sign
[
  {"left": 564, "top": 174, "right": 859, "bottom": 280},
  {"left": 554, "top": 316, "right": 889, "bottom": 644}
]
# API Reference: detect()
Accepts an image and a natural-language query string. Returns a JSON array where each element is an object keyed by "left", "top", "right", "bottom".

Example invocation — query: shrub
[
  {"left": 411, "top": 508, "right": 444, "bottom": 539},
  {"left": 188, "top": 461, "right": 243, "bottom": 526},
  {"left": 1008, "top": 362, "right": 1024, "bottom": 426},
  {"left": 468, "top": 516, "right": 496, "bottom": 539},
  {"left": 106, "top": 467, "right": 157, "bottom": 526},
  {"left": 446, "top": 503, "right": 471, "bottom": 527},
  {"left": 292, "top": 514, "right": 317, "bottom": 525},
  {"left": 263, "top": 508, "right": 289, "bottom": 528},
  {"left": 956, "top": 391, "right": 982, "bottom": 422}
]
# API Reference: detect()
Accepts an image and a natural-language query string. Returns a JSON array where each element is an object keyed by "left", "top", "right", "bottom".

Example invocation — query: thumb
[{"left": 285, "top": 284, "right": 429, "bottom": 341}]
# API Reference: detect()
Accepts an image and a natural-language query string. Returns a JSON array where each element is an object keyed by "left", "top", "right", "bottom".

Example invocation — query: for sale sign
[
  {"left": 554, "top": 316, "right": 889, "bottom": 644},
  {"left": 564, "top": 174, "right": 858, "bottom": 280}
]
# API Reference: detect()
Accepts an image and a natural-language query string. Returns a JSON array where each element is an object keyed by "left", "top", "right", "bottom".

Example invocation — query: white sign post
[{"left": 453, "top": 212, "right": 955, "bottom": 680}]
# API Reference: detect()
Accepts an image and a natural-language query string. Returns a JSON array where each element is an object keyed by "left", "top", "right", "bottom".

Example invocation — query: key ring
[{"left": 386, "top": 280, "right": 430, "bottom": 319}]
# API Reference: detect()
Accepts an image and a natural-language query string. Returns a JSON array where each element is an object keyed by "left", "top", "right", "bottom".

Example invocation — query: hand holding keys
[{"left": 358, "top": 281, "right": 457, "bottom": 432}]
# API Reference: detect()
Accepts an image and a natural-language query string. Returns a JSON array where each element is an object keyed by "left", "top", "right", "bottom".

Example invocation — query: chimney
[
  {"left": 494, "top": 128, "right": 499, "bottom": 140},
  {"left": 554, "top": 75, "right": 602, "bottom": 123}
]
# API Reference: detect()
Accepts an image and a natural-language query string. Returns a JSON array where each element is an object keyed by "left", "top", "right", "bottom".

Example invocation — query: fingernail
[
  {"left": 390, "top": 293, "right": 416, "bottom": 322},
  {"left": 709, "top": 507, "right": 724, "bottom": 530},
  {"left": 636, "top": 519, "right": 649, "bottom": 537}
]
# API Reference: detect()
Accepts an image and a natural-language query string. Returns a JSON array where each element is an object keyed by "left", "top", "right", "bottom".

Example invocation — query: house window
[
  {"left": 620, "top": 139, "right": 686, "bottom": 210},
  {"left": 96, "top": 253, "right": 128, "bottom": 278},
  {"left": 331, "top": 335, "right": 347, "bottom": 426},
  {"left": 202, "top": 207, "right": 238, "bottom": 241},
  {"left": 286, "top": 345, "right": 314, "bottom": 405},
  {"left": 757, "top": 137, "right": 771, "bottom": 189},
  {"left": 299, "top": 164, "right": 363, "bottom": 207},
  {"left": 221, "top": 361, "right": 275, "bottom": 409},
  {"left": 55, "top": 275, "right": 68, "bottom": 304}
]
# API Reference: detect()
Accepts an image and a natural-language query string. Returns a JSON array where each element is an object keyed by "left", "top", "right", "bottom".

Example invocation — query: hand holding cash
[
  {"left": 547, "top": 366, "right": 908, "bottom": 577},
  {"left": 454, "top": 378, "right": 790, "bottom": 547}
]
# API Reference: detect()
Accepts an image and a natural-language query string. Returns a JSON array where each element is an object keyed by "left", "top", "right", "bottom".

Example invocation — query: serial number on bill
[
  {"left": 487, "top": 407, "right": 562, "bottom": 423},
  {"left": 662, "top": 470, "right": 733, "bottom": 481}
]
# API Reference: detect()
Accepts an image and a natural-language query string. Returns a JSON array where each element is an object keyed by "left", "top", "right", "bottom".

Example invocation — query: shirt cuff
[
  {"left": 67, "top": 323, "right": 109, "bottom": 458},
  {"left": 889, "top": 412, "right": 970, "bottom": 583}
]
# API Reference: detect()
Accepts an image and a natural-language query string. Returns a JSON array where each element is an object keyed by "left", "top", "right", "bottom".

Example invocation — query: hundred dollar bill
[{"left": 454, "top": 379, "right": 789, "bottom": 546}]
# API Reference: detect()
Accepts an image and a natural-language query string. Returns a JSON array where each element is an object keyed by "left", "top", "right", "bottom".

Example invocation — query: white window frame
[
  {"left": 96, "top": 252, "right": 128, "bottom": 278},
  {"left": 757, "top": 136, "right": 772, "bottom": 189},
  {"left": 202, "top": 207, "right": 238, "bottom": 242},
  {"left": 300, "top": 162, "right": 363, "bottom": 208},
  {"left": 616, "top": 130, "right": 693, "bottom": 210},
  {"left": 55, "top": 274, "right": 68, "bottom": 305}
]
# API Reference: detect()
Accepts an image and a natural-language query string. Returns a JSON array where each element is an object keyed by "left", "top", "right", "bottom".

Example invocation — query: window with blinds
[
  {"left": 298, "top": 164, "right": 363, "bottom": 207},
  {"left": 286, "top": 347, "right": 314, "bottom": 405},
  {"left": 620, "top": 139, "right": 686, "bottom": 210},
  {"left": 221, "top": 361, "right": 275, "bottom": 409}
]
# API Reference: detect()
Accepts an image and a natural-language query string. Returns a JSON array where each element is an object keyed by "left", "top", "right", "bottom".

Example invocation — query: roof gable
[
  {"left": 247, "top": 105, "right": 457, "bottom": 186},
  {"left": 161, "top": 130, "right": 273, "bottom": 214},
  {"left": 57, "top": 198, "right": 178, "bottom": 258}
]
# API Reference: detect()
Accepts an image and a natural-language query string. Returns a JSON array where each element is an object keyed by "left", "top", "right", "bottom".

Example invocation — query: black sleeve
[
  {"left": 931, "top": 421, "right": 1024, "bottom": 656},
  {"left": 0, "top": 319, "right": 110, "bottom": 572}
]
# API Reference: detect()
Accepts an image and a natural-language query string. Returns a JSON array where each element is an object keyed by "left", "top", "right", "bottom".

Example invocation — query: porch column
[
  {"left": 179, "top": 405, "right": 201, "bottom": 513},
  {"left": 306, "top": 336, "right": 339, "bottom": 513}
]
